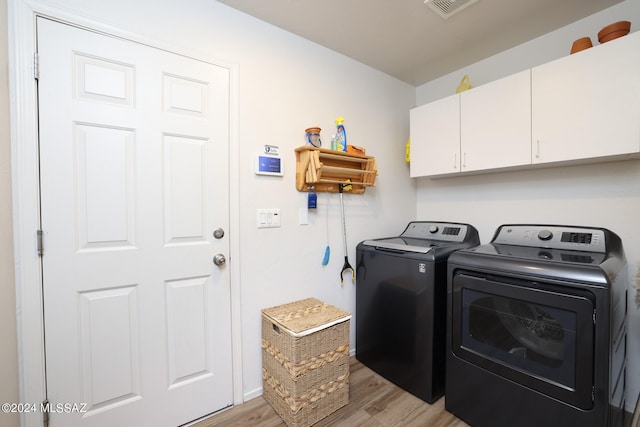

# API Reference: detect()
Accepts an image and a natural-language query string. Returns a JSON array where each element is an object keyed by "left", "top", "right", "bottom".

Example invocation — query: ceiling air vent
[{"left": 424, "top": 0, "right": 479, "bottom": 19}]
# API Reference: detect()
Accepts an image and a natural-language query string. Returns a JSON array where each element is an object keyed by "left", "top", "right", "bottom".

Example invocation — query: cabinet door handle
[
  {"left": 536, "top": 140, "right": 541, "bottom": 159},
  {"left": 463, "top": 152, "right": 467, "bottom": 168},
  {"left": 453, "top": 153, "right": 457, "bottom": 169}
]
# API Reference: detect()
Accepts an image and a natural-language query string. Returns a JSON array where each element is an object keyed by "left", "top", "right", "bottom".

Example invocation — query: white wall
[
  {"left": 417, "top": 1, "right": 639, "bottom": 104},
  {"left": 415, "top": 0, "right": 640, "bottom": 412},
  {"left": 228, "top": 15, "right": 416, "bottom": 397},
  {"left": 8, "top": 0, "right": 416, "bottom": 403},
  {"left": 0, "top": 0, "right": 20, "bottom": 425},
  {"left": 12, "top": 0, "right": 638, "bottom": 417}
]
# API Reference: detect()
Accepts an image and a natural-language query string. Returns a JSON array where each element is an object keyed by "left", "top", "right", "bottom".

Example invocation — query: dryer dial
[{"left": 538, "top": 230, "right": 553, "bottom": 241}]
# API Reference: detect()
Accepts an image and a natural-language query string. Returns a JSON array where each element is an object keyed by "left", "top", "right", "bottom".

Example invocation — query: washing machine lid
[
  {"left": 361, "top": 221, "right": 478, "bottom": 254},
  {"left": 361, "top": 236, "right": 438, "bottom": 254}
]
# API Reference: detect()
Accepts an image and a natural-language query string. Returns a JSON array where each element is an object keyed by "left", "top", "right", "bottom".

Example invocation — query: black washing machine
[
  {"left": 355, "top": 221, "right": 480, "bottom": 403},
  {"left": 446, "top": 224, "right": 627, "bottom": 427}
]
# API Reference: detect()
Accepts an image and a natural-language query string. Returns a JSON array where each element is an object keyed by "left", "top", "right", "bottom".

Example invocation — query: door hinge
[
  {"left": 42, "top": 399, "right": 50, "bottom": 427},
  {"left": 34, "top": 53, "right": 39, "bottom": 80},
  {"left": 592, "top": 385, "right": 596, "bottom": 402},
  {"left": 593, "top": 309, "right": 596, "bottom": 324},
  {"left": 37, "top": 229, "right": 43, "bottom": 256}
]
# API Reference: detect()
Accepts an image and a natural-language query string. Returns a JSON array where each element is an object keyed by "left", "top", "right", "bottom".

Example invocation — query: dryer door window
[{"left": 451, "top": 272, "right": 595, "bottom": 410}]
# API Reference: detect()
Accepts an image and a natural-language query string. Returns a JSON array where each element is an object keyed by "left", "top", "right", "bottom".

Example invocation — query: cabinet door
[
  {"left": 460, "top": 70, "right": 532, "bottom": 172},
  {"left": 532, "top": 32, "right": 640, "bottom": 164},
  {"left": 410, "top": 94, "right": 460, "bottom": 177}
]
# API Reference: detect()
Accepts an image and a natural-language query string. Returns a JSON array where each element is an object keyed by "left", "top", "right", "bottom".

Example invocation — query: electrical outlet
[{"left": 257, "top": 208, "right": 281, "bottom": 228}]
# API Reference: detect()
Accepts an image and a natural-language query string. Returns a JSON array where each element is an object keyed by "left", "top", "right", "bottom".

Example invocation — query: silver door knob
[
  {"left": 213, "top": 228, "right": 225, "bottom": 239},
  {"left": 213, "top": 254, "right": 226, "bottom": 266}
]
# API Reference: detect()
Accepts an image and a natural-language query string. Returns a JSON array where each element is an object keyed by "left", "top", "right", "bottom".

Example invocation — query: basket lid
[{"left": 262, "top": 298, "right": 351, "bottom": 337}]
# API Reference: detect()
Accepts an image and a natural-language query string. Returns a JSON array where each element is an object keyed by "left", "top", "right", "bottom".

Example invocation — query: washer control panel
[
  {"left": 401, "top": 221, "right": 470, "bottom": 242},
  {"left": 493, "top": 225, "right": 607, "bottom": 252}
]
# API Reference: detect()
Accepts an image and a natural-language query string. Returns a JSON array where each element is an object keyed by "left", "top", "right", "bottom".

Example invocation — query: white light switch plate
[
  {"left": 257, "top": 208, "right": 281, "bottom": 228},
  {"left": 299, "top": 208, "right": 308, "bottom": 225}
]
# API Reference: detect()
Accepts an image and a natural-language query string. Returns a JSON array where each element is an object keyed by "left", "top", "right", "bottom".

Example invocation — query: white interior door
[{"left": 37, "top": 17, "right": 232, "bottom": 427}]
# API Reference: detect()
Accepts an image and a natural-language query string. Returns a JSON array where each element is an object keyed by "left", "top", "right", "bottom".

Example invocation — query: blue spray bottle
[{"left": 335, "top": 117, "right": 347, "bottom": 152}]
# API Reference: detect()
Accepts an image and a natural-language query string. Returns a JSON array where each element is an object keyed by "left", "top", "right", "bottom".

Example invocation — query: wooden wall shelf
[{"left": 295, "top": 146, "right": 377, "bottom": 194}]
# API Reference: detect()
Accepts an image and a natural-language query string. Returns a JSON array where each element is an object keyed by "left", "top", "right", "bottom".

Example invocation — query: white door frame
[{"left": 8, "top": 1, "right": 243, "bottom": 426}]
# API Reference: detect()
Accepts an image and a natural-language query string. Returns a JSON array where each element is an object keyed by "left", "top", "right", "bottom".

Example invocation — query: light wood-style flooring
[{"left": 190, "top": 357, "right": 469, "bottom": 427}]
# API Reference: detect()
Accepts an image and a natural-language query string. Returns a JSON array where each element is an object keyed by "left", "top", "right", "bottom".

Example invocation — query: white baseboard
[{"left": 243, "top": 387, "right": 263, "bottom": 402}]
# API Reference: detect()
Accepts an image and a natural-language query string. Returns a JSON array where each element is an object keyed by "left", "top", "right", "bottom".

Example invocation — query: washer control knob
[
  {"left": 429, "top": 225, "right": 439, "bottom": 233},
  {"left": 538, "top": 230, "right": 553, "bottom": 241}
]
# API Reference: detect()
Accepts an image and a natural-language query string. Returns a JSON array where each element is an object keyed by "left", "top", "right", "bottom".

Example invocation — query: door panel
[
  {"left": 76, "top": 124, "right": 136, "bottom": 250},
  {"left": 79, "top": 286, "right": 141, "bottom": 410},
  {"left": 37, "top": 17, "right": 232, "bottom": 427},
  {"left": 460, "top": 70, "right": 531, "bottom": 171},
  {"left": 164, "top": 135, "right": 209, "bottom": 243},
  {"left": 166, "top": 276, "right": 213, "bottom": 388},
  {"left": 409, "top": 94, "right": 460, "bottom": 177}
]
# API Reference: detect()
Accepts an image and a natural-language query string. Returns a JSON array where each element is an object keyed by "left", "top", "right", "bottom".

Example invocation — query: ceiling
[{"left": 217, "top": 0, "right": 623, "bottom": 86}]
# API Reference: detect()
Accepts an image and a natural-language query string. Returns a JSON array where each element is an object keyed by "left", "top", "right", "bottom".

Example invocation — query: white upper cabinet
[
  {"left": 532, "top": 31, "right": 640, "bottom": 164},
  {"left": 410, "top": 93, "right": 460, "bottom": 177},
  {"left": 410, "top": 31, "right": 640, "bottom": 178},
  {"left": 460, "top": 70, "right": 532, "bottom": 172},
  {"left": 410, "top": 70, "right": 531, "bottom": 177}
]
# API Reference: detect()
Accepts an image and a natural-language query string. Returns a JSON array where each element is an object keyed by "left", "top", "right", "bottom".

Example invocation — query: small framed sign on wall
[{"left": 255, "top": 145, "right": 283, "bottom": 176}]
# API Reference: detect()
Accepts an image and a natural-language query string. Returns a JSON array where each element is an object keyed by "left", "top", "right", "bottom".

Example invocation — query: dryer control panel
[{"left": 493, "top": 225, "right": 607, "bottom": 253}]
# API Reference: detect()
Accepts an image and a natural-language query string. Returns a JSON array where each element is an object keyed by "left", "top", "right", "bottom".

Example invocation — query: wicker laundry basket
[{"left": 261, "top": 298, "right": 351, "bottom": 427}]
